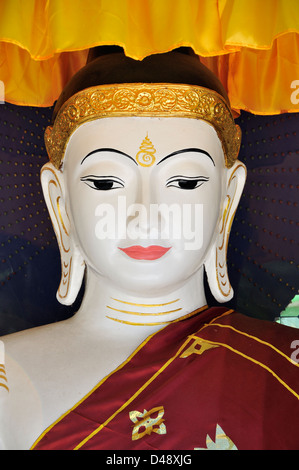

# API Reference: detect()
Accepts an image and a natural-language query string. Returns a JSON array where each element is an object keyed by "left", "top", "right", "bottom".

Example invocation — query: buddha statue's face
[{"left": 61, "top": 117, "right": 228, "bottom": 295}]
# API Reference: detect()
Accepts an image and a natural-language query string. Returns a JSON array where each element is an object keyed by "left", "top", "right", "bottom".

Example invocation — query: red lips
[{"left": 119, "top": 245, "right": 171, "bottom": 260}]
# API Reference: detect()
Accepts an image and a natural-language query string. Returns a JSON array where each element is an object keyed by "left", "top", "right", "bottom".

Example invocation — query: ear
[
  {"left": 40, "top": 162, "right": 85, "bottom": 305},
  {"left": 204, "top": 161, "right": 247, "bottom": 303}
]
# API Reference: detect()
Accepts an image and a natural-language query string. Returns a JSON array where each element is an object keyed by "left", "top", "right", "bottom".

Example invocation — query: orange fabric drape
[{"left": 0, "top": 0, "right": 298, "bottom": 114}]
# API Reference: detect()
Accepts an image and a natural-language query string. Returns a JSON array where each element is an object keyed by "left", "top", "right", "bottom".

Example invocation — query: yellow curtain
[{"left": 0, "top": 0, "right": 298, "bottom": 114}]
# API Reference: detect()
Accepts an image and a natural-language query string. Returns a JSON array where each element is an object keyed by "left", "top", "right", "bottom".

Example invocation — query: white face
[{"left": 63, "top": 117, "right": 227, "bottom": 295}]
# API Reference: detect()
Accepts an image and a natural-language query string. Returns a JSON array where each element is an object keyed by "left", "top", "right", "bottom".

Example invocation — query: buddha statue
[{"left": 0, "top": 48, "right": 298, "bottom": 450}]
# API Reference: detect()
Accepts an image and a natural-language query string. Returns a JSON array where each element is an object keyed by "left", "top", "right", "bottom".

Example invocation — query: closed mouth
[{"left": 118, "top": 245, "right": 171, "bottom": 260}]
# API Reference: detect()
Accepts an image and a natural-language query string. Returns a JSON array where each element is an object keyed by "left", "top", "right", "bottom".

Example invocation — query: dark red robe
[{"left": 31, "top": 306, "right": 299, "bottom": 450}]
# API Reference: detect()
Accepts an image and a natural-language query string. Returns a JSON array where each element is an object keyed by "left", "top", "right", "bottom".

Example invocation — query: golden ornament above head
[{"left": 44, "top": 46, "right": 241, "bottom": 170}]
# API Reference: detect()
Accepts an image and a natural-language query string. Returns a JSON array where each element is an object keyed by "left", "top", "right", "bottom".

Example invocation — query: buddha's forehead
[{"left": 64, "top": 116, "right": 224, "bottom": 168}]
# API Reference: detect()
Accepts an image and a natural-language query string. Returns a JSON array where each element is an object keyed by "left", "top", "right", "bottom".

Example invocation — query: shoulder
[
  {"left": 1, "top": 319, "right": 70, "bottom": 358},
  {"left": 213, "top": 310, "right": 298, "bottom": 357},
  {"left": 0, "top": 320, "right": 73, "bottom": 399},
  {"left": 0, "top": 320, "right": 78, "bottom": 449},
  {"left": 194, "top": 308, "right": 299, "bottom": 380}
]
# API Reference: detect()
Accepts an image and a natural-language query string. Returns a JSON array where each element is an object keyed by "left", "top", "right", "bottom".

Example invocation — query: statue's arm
[
  {"left": 0, "top": 336, "right": 47, "bottom": 450},
  {"left": 0, "top": 340, "right": 11, "bottom": 449},
  {"left": 0, "top": 339, "right": 28, "bottom": 449}
]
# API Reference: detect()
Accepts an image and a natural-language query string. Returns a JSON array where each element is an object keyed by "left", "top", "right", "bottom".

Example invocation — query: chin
[
  {"left": 110, "top": 265, "right": 196, "bottom": 297},
  {"left": 116, "top": 279, "right": 179, "bottom": 297}
]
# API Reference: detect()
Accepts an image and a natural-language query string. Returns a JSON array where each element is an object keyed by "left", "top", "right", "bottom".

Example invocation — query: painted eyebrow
[
  {"left": 81, "top": 147, "right": 215, "bottom": 167},
  {"left": 157, "top": 148, "right": 215, "bottom": 166},
  {"left": 81, "top": 148, "right": 138, "bottom": 165}
]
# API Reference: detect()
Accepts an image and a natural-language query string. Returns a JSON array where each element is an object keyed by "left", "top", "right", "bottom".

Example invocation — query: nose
[{"left": 126, "top": 172, "right": 161, "bottom": 240}]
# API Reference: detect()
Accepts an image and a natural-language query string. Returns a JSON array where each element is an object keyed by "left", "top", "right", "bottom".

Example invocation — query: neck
[{"left": 72, "top": 266, "right": 207, "bottom": 335}]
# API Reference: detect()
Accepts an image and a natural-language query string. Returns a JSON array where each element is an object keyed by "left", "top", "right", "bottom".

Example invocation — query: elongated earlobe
[
  {"left": 204, "top": 161, "right": 246, "bottom": 303},
  {"left": 41, "top": 163, "right": 85, "bottom": 305}
]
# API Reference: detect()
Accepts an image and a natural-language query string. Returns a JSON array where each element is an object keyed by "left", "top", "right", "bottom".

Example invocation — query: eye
[
  {"left": 166, "top": 176, "right": 209, "bottom": 190},
  {"left": 80, "top": 176, "right": 124, "bottom": 191}
]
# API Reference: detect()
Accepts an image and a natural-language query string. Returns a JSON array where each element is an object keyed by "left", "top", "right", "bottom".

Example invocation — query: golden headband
[{"left": 44, "top": 83, "right": 241, "bottom": 170}]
